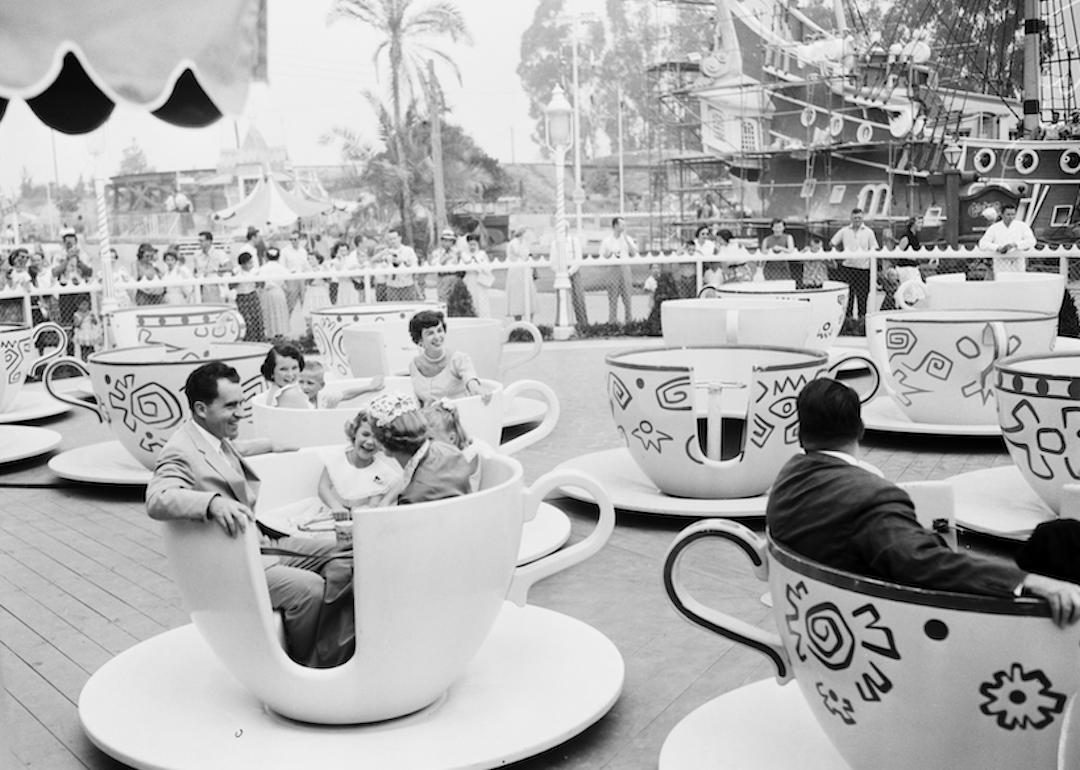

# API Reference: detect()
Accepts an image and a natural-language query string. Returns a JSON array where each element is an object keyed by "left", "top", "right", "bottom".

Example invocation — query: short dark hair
[
  {"left": 260, "top": 343, "right": 305, "bottom": 381},
  {"left": 1002, "top": 204, "right": 1018, "bottom": 213},
  {"left": 716, "top": 228, "right": 734, "bottom": 242},
  {"left": 409, "top": 309, "right": 446, "bottom": 344},
  {"left": 611, "top": 216, "right": 624, "bottom": 228},
  {"left": 771, "top": 218, "right": 785, "bottom": 226},
  {"left": 238, "top": 252, "right": 253, "bottom": 267},
  {"left": 198, "top": 231, "right": 213, "bottom": 242},
  {"left": 8, "top": 248, "right": 27, "bottom": 266},
  {"left": 808, "top": 233, "right": 825, "bottom": 244},
  {"left": 797, "top": 378, "right": 864, "bottom": 450},
  {"left": 185, "top": 362, "right": 240, "bottom": 411},
  {"left": 851, "top": 208, "right": 864, "bottom": 216},
  {"left": 465, "top": 233, "right": 480, "bottom": 244},
  {"left": 694, "top": 225, "right": 710, "bottom": 239}
]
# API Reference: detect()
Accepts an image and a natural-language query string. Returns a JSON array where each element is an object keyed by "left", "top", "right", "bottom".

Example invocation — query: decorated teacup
[
  {"left": 897, "top": 272, "right": 1065, "bottom": 314},
  {"left": 108, "top": 304, "right": 246, "bottom": 353},
  {"left": 995, "top": 351, "right": 1080, "bottom": 515},
  {"left": 163, "top": 448, "right": 615, "bottom": 723},
  {"left": 664, "top": 519, "right": 1080, "bottom": 770},
  {"left": 310, "top": 302, "right": 445, "bottom": 378},
  {"left": 0, "top": 322, "right": 67, "bottom": 411},
  {"left": 707, "top": 280, "right": 849, "bottom": 347},
  {"left": 661, "top": 298, "right": 814, "bottom": 348},
  {"left": 605, "top": 346, "right": 879, "bottom": 499},
  {"left": 43, "top": 343, "right": 270, "bottom": 469},
  {"left": 880, "top": 309, "right": 1057, "bottom": 425},
  {"left": 253, "top": 376, "right": 559, "bottom": 455}
]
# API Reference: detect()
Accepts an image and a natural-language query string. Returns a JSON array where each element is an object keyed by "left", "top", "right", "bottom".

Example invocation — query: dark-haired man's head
[
  {"left": 797, "top": 378, "right": 864, "bottom": 451},
  {"left": 185, "top": 362, "right": 242, "bottom": 440}
]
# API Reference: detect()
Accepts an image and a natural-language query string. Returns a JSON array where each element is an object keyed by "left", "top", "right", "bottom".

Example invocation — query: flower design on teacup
[
  {"left": 784, "top": 581, "right": 901, "bottom": 725},
  {"left": 999, "top": 398, "right": 1080, "bottom": 483},
  {"left": 978, "top": 663, "right": 1066, "bottom": 731}
]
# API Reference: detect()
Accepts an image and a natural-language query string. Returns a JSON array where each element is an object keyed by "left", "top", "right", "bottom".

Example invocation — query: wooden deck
[{"left": 0, "top": 339, "right": 1015, "bottom": 769}]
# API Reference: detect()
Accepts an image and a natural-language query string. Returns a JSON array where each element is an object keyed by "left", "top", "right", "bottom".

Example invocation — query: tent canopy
[
  {"left": 0, "top": 0, "right": 264, "bottom": 133},
  {"left": 214, "top": 177, "right": 335, "bottom": 230}
]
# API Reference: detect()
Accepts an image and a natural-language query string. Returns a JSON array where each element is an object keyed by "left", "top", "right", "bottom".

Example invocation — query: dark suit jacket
[{"left": 766, "top": 452, "right": 1025, "bottom": 596}]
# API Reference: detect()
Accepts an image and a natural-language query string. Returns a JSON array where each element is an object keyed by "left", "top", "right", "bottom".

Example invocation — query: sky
[{"left": 0, "top": 0, "right": 598, "bottom": 194}]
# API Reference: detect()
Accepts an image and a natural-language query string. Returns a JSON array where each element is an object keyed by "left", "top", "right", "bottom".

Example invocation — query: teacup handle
[
  {"left": 212, "top": 308, "right": 247, "bottom": 342},
  {"left": 895, "top": 278, "right": 925, "bottom": 309},
  {"left": 825, "top": 352, "right": 880, "bottom": 404},
  {"left": 724, "top": 309, "right": 739, "bottom": 345},
  {"left": 29, "top": 321, "right": 69, "bottom": 377},
  {"left": 43, "top": 357, "right": 106, "bottom": 421},
  {"left": 986, "top": 321, "right": 1009, "bottom": 361},
  {"left": 663, "top": 518, "right": 792, "bottom": 682},
  {"left": 499, "top": 321, "right": 543, "bottom": 377},
  {"left": 498, "top": 379, "right": 560, "bottom": 455},
  {"left": 506, "top": 467, "right": 615, "bottom": 606}
]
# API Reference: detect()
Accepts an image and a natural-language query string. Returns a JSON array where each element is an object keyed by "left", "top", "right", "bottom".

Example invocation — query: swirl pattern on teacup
[
  {"left": 1, "top": 335, "right": 30, "bottom": 385},
  {"left": 106, "top": 373, "right": 185, "bottom": 455}
]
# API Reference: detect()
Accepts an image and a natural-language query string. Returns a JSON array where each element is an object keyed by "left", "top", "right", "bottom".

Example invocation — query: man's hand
[
  {"left": 207, "top": 495, "right": 254, "bottom": 537},
  {"left": 998, "top": 244, "right": 1014, "bottom": 254},
  {"left": 1021, "top": 573, "right": 1080, "bottom": 627}
]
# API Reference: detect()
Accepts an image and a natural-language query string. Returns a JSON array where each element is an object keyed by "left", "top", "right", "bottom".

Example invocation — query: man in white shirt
[
  {"left": 428, "top": 228, "right": 463, "bottom": 304},
  {"left": 830, "top": 208, "right": 879, "bottom": 321},
  {"left": 599, "top": 216, "right": 637, "bottom": 324},
  {"left": 383, "top": 229, "right": 420, "bottom": 301},
  {"left": 977, "top": 205, "right": 1035, "bottom": 274},
  {"left": 280, "top": 232, "right": 309, "bottom": 315}
]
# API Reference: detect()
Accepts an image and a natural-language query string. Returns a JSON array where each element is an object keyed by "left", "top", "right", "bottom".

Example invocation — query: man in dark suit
[
  {"left": 767, "top": 378, "right": 1080, "bottom": 627},
  {"left": 147, "top": 361, "right": 349, "bottom": 665}
]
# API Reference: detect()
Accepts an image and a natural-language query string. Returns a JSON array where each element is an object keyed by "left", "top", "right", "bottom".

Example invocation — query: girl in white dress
[
  {"left": 302, "top": 251, "right": 333, "bottom": 323},
  {"left": 460, "top": 233, "right": 493, "bottom": 318},
  {"left": 318, "top": 410, "right": 402, "bottom": 511}
]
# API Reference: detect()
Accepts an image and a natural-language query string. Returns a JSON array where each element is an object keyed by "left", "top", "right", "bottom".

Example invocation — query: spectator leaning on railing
[
  {"left": 830, "top": 207, "right": 878, "bottom": 322},
  {"left": 977, "top": 204, "right": 1034, "bottom": 275}
]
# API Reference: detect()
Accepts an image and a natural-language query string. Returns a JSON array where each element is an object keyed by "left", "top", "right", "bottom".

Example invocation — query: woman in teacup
[
  {"left": 407, "top": 309, "right": 493, "bottom": 407},
  {"left": 368, "top": 392, "right": 472, "bottom": 504},
  {"left": 252, "top": 343, "right": 306, "bottom": 407},
  {"left": 318, "top": 409, "right": 402, "bottom": 512}
]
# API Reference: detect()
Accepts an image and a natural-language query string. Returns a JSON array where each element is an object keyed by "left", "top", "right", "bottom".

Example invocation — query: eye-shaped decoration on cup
[
  {"left": 605, "top": 347, "right": 878, "bottom": 499},
  {"left": 663, "top": 518, "right": 1080, "bottom": 770},
  {"left": 43, "top": 343, "right": 270, "bottom": 470},
  {"left": 162, "top": 448, "right": 615, "bottom": 724},
  {"left": 995, "top": 351, "right": 1080, "bottom": 516},
  {"left": 895, "top": 272, "right": 1065, "bottom": 314},
  {"left": 707, "top": 280, "right": 850, "bottom": 347},
  {"left": 110, "top": 304, "right": 246, "bottom": 353},
  {"left": 310, "top": 302, "right": 445, "bottom": 378},
  {"left": 0, "top": 322, "right": 68, "bottom": 412}
]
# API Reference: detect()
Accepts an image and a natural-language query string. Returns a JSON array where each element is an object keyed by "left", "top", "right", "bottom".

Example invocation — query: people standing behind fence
[
  {"left": 461, "top": 233, "right": 493, "bottom": 318},
  {"left": 599, "top": 217, "right": 636, "bottom": 325},
  {"left": 800, "top": 233, "right": 832, "bottom": 288},
  {"left": 329, "top": 239, "right": 360, "bottom": 305},
  {"left": 830, "top": 208, "right": 878, "bottom": 323},
  {"left": 696, "top": 192, "right": 721, "bottom": 221},
  {"left": 72, "top": 298, "right": 102, "bottom": 361},
  {"left": 230, "top": 252, "right": 264, "bottom": 341},
  {"left": 302, "top": 249, "right": 333, "bottom": 321},
  {"left": 761, "top": 218, "right": 797, "bottom": 280},
  {"left": 258, "top": 247, "right": 291, "bottom": 340},
  {"left": 134, "top": 243, "right": 166, "bottom": 305},
  {"left": 53, "top": 251, "right": 92, "bottom": 344},
  {"left": 704, "top": 229, "right": 754, "bottom": 286},
  {"left": 382, "top": 229, "right": 420, "bottom": 302},
  {"left": 280, "top": 231, "right": 308, "bottom": 321},
  {"left": 977, "top": 204, "right": 1034, "bottom": 274},
  {"left": 429, "top": 228, "right": 465, "bottom": 306},
  {"left": 162, "top": 246, "right": 194, "bottom": 305},
  {"left": 884, "top": 216, "right": 931, "bottom": 310},
  {"left": 504, "top": 226, "right": 538, "bottom": 322},
  {"left": 193, "top": 231, "right": 231, "bottom": 304}
]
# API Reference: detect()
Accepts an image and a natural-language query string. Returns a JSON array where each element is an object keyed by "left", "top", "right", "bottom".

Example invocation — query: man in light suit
[{"left": 147, "top": 361, "right": 348, "bottom": 666}]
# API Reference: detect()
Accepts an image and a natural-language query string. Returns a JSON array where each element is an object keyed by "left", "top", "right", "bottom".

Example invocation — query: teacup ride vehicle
[
  {"left": 340, "top": 314, "right": 550, "bottom": 430},
  {"left": 42, "top": 342, "right": 269, "bottom": 485},
  {"left": 942, "top": 350, "right": 1080, "bottom": 542},
  {"left": 252, "top": 375, "right": 570, "bottom": 564},
  {"left": 309, "top": 301, "right": 445, "bottom": 380},
  {"left": 78, "top": 451, "right": 625, "bottom": 770},
  {"left": 556, "top": 345, "right": 879, "bottom": 518},
  {"left": 0, "top": 321, "right": 69, "bottom": 463},
  {"left": 659, "top": 508, "right": 1080, "bottom": 770}
]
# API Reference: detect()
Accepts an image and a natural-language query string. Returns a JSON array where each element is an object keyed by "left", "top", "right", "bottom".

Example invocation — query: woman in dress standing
[
  {"left": 332, "top": 240, "right": 361, "bottom": 306},
  {"left": 460, "top": 233, "right": 493, "bottom": 318},
  {"left": 302, "top": 249, "right": 333, "bottom": 326},
  {"left": 258, "top": 247, "right": 291, "bottom": 340},
  {"left": 504, "top": 227, "right": 537, "bottom": 322}
]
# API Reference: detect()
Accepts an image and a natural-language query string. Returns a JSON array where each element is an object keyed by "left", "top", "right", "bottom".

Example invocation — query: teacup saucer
[
  {"left": 862, "top": 396, "right": 1000, "bottom": 437},
  {"left": 0, "top": 390, "right": 70, "bottom": 423},
  {"left": 659, "top": 678, "right": 846, "bottom": 769},
  {"left": 0, "top": 426, "right": 62, "bottom": 463},
  {"left": 946, "top": 465, "right": 1057, "bottom": 540},
  {"left": 260, "top": 500, "right": 572, "bottom": 567},
  {"left": 48, "top": 440, "right": 151, "bottom": 485},
  {"left": 555, "top": 448, "right": 768, "bottom": 519},
  {"left": 80, "top": 603, "right": 624, "bottom": 770},
  {"left": 501, "top": 395, "right": 548, "bottom": 429}
]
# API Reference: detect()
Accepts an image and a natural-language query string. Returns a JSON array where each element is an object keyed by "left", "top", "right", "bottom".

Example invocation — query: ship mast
[
  {"left": 832, "top": 0, "right": 846, "bottom": 34},
  {"left": 1022, "top": 0, "right": 1041, "bottom": 137}
]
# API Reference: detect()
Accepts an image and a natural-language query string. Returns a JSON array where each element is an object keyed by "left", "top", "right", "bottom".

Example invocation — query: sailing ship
[{"left": 676, "top": 0, "right": 1080, "bottom": 243}]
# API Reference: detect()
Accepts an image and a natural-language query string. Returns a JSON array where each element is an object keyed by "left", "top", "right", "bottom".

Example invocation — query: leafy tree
[
  {"left": 118, "top": 138, "right": 152, "bottom": 175},
  {"left": 329, "top": 0, "right": 471, "bottom": 246}
]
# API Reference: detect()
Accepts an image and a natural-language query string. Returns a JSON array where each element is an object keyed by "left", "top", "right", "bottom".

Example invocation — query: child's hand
[
  {"left": 322, "top": 391, "right": 342, "bottom": 409},
  {"left": 480, "top": 387, "right": 494, "bottom": 406},
  {"left": 368, "top": 375, "right": 385, "bottom": 391}
]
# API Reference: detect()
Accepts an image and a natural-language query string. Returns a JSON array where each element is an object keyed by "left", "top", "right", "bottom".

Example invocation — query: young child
[
  {"left": 423, "top": 399, "right": 482, "bottom": 493},
  {"left": 289, "top": 358, "right": 384, "bottom": 409},
  {"left": 801, "top": 234, "right": 831, "bottom": 289},
  {"left": 72, "top": 298, "right": 103, "bottom": 361}
]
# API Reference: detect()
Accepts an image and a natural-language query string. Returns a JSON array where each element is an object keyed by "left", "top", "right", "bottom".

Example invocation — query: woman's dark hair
[
  {"left": 797, "top": 378, "right": 864, "bottom": 450},
  {"left": 238, "top": 252, "right": 253, "bottom": 267},
  {"left": 771, "top": 218, "right": 785, "bottom": 227},
  {"left": 465, "top": 232, "right": 480, "bottom": 244},
  {"left": 694, "top": 224, "right": 710, "bottom": 239},
  {"left": 260, "top": 343, "right": 305, "bottom": 381},
  {"left": 716, "top": 229, "right": 734, "bottom": 243},
  {"left": 331, "top": 241, "right": 349, "bottom": 259},
  {"left": 8, "top": 248, "right": 27, "bottom": 266},
  {"left": 409, "top": 309, "right": 446, "bottom": 344},
  {"left": 185, "top": 362, "right": 240, "bottom": 411}
]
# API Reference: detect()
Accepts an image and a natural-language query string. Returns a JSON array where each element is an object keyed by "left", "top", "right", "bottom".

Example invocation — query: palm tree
[{"left": 329, "top": 0, "right": 471, "bottom": 247}]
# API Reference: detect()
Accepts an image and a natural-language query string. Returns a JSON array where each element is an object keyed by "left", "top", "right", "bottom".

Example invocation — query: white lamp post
[{"left": 545, "top": 84, "right": 574, "bottom": 340}]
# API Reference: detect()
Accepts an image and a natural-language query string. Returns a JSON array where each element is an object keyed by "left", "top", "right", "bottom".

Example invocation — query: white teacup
[
  {"left": 707, "top": 280, "right": 849, "bottom": 347},
  {"left": 0, "top": 322, "right": 67, "bottom": 411},
  {"left": 995, "top": 351, "right": 1080, "bottom": 514},
  {"left": 310, "top": 302, "right": 445, "bottom": 378},
  {"left": 664, "top": 519, "right": 1080, "bottom": 770},
  {"left": 253, "top": 376, "right": 559, "bottom": 455},
  {"left": 342, "top": 317, "right": 543, "bottom": 381},
  {"left": 880, "top": 309, "right": 1057, "bottom": 425},
  {"left": 897, "top": 272, "right": 1065, "bottom": 314},
  {"left": 606, "top": 346, "right": 879, "bottom": 498},
  {"left": 661, "top": 298, "right": 814, "bottom": 348},
  {"left": 162, "top": 449, "right": 615, "bottom": 723},
  {"left": 43, "top": 343, "right": 270, "bottom": 469},
  {"left": 108, "top": 304, "right": 246, "bottom": 352}
]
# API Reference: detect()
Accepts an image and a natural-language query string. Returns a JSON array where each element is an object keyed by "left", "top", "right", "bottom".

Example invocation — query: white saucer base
[
  {"left": 502, "top": 395, "right": 548, "bottom": 429},
  {"left": 0, "top": 390, "right": 70, "bottom": 423},
  {"left": 48, "top": 440, "right": 151, "bottom": 485},
  {"left": 947, "top": 465, "right": 1056, "bottom": 540},
  {"left": 862, "top": 396, "right": 1000, "bottom": 437},
  {"left": 0, "top": 426, "right": 62, "bottom": 463},
  {"left": 659, "top": 679, "right": 847, "bottom": 769},
  {"left": 555, "top": 448, "right": 767, "bottom": 519},
  {"left": 80, "top": 604, "right": 624, "bottom": 770}
]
